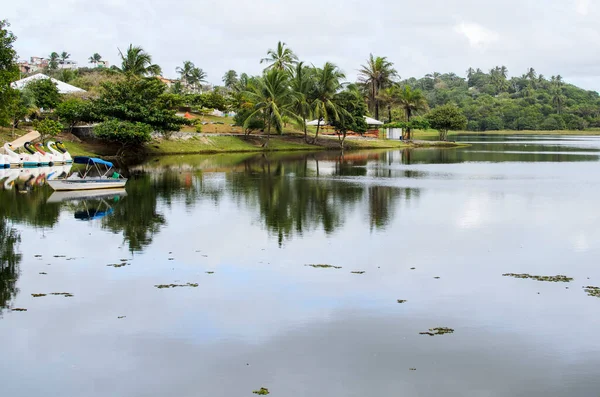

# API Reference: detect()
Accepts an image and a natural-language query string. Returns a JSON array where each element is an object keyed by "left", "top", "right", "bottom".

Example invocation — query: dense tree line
[{"left": 3, "top": 16, "right": 600, "bottom": 150}]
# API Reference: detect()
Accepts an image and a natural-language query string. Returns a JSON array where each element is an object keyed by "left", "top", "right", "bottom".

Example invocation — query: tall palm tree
[
  {"left": 243, "top": 69, "right": 296, "bottom": 144},
  {"left": 396, "top": 86, "right": 429, "bottom": 140},
  {"left": 311, "top": 62, "right": 345, "bottom": 142},
  {"left": 190, "top": 67, "right": 207, "bottom": 92},
  {"left": 176, "top": 61, "right": 195, "bottom": 88},
  {"left": 222, "top": 70, "right": 239, "bottom": 89},
  {"left": 289, "top": 62, "right": 315, "bottom": 142},
  {"left": 48, "top": 52, "right": 59, "bottom": 70},
  {"left": 88, "top": 53, "right": 102, "bottom": 67},
  {"left": 358, "top": 54, "right": 397, "bottom": 121},
  {"left": 260, "top": 41, "right": 298, "bottom": 72},
  {"left": 59, "top": 51, "right": 70, "bottom": 68},
  {"left": 117, "top": 44, "right": 162, "bottom": 77}
]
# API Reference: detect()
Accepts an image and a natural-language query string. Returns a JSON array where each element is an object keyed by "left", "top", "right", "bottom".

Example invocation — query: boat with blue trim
[{"left": 47, "top": 156, "right": 127, "bottom": 191}]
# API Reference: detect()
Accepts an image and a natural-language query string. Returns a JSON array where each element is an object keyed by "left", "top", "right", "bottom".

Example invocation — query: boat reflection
[{"left": 47, "top": 189, "right": 127, "bottom": 221}]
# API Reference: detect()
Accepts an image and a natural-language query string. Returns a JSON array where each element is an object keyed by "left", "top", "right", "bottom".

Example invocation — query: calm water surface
[{"left": 1, "top": 135, "right": 600, "bottom": 397}]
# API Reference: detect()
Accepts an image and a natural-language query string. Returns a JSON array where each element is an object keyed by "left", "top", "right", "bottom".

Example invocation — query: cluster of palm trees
[
  {"left": 47, "top": 51, "right": 71, "bottom": 70},
  {"left": 176, "top": 61, "right": 207, "bottom": 93},
  {"left": 234, "top": 42, "right": 430, "bottom": 143}
]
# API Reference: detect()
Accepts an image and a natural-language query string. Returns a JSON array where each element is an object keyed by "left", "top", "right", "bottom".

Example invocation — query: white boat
[
  {"left": 0, "top": 153, "right": 8, "bottom": 168},
  {"left": 22, "top": 142, "right": 44, "bottom": 166},
  {"left": 3, "top": 143, "right": 23, "bottom": 167},
  {"left": 47, "top": 156, "right": 127, "bottom": 191},
  {"left": 45, "top": 141, "right": 65, "bottom": 164},
  {"left": 54, "top": 141, "right": 73, "bottom": 163}
]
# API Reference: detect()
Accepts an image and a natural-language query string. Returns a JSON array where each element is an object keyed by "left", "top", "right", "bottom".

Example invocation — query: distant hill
[{"left": 401, "top": 67, "right": 600, "bottom": 131}]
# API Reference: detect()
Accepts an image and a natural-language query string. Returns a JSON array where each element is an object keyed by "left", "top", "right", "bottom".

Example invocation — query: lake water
[{"left": 1, "top": 135, "right": 600, "bottom": 397}]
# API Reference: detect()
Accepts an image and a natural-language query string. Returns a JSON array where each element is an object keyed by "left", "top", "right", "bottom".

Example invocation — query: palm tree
[
  {"left": 176, "top": 61, "right": 195, "bottom": 88},
  {"left": 222, "top": 70, "right": 239, "bottom": 89},
  {"left": 88, "top": 53, "right": 102, "bottom": 67},
  {"left": 48, "top": 52, "right": 59, "bottom": 70},
  {"left": 117, "top": 44, "right": 162, "bottom": 77},
  {"left": 377, "top": 86, "right": 398, "bottom": 123},
  {"left": 396, "top": 86, "right": 429, "bottom": 139},
  {"left": 289, "top": 62, "right": 315, "bottom": 142},
  {"left": 243, "top": 68, "right": 296, "bottom": 144},
  {"left": 190, "top": 67, "right": 207, "bottom": 92},
  {"left": 358, "top": 54, "right": 397, "bottom": 120},
  {"left": 260, "top": 41, "right": 298, "bottom": 72},
  {"left": 310, "top": 62, "right": 345, "bottom": 142},
  {"left": 59, "top": 51, "right": 70, "bottom": 68}
]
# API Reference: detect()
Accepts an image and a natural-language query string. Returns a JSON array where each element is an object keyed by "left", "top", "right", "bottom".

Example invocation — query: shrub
[
  {"left": 94, "top": 119, "right": 153, "bottom": 154},
  {"left": 33, "top": 118, "right": 64, "bottom": 142}
]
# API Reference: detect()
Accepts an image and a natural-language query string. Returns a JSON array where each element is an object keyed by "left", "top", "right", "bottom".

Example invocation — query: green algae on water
[
  {"left": 11, "top": 308, "right": 27, "bottom": 312},
  {"left": 420, "top": 327, "right": 454, "bottom": 336},
  {"left": 253, "top": 388, "right": 270, "bottom": 395},
  {"left": 351, "top": 271, "right": 365, "bottom": 274},
  {"left": 206, "top": 271, "right": 214, "bottom": 274},
  {"left": 50, "top": 292, "right": 74, "bottom": 297},
  {"left": 502, "top": 273, "right": 573, "bottom": 282},
  {"left": 583, "top": 286, "right": 600, "bottom": 297},
  {"left": 397, "top": 300, "right": 407, "bottom": 303},
  {"left": 107, "top": 263, "right": 129, "bottom": 268},
  {"left": 31, "top": 293, "right": 46, "bottom": 297},
  {"left": 306, "top": 264, "right": 342, "bottom": 269},
  {"left": 155, "top": 283, "right": 199, "bottom": 289}
]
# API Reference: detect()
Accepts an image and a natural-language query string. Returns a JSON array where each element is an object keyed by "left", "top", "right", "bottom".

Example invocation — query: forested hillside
[{"left": 401, "top": 67, "right": 600, "bottom": 131}]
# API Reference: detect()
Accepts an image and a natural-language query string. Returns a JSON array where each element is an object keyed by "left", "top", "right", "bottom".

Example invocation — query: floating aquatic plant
[
  {"left": 253, "top": 388, "right": 270, "bottom": 395},
  {"left": 583, "top": 286, "right": 600, "bottom": 298},
  {"left": 409, "top": 368, "right": 416, "bottom": 371},
  {"left": 31, "top": 294, "right": 46, "bottom": 297},
  {"left": 50, "top": 292, "right": 74, "bottom": 297},
  {"left": 118, "top": 316, "right": 126, "bottom": 319},
  {"left": 206, "top": 272, "right": 214, "bottom": 274},
  {"left": 11, "top": 308, "right": 27, "bottom": 312},
  {"left": 107, "top": 263, "right": 129, "bottom": 268},
  {"left": 420, "top": 327, "right": 454, "bottom": 336},
  {"left": 306, "top": 264, "right": 342, "bottom": 269},
  {"left": 39, "top": 272, "right": 47, "bottom": 275},
  {"left": 351, "top": 271, "right": 365, "bottom": 274},
  {"left": 502, "top": 273, "right": 573, "bottom": 282},
  {"left": 154, "top": 283, "right": 199, "bottom": 289},
  {"left": 53, "top": 255, "right": 66, "bottom": 258},
  {"left": 397, "top": 300, "right": 407, "bottom": 303}
]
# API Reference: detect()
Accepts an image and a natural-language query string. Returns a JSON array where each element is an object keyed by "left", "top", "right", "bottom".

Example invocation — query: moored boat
[{"left": 47, "top": 156, "right": 127, "bottom": 191}]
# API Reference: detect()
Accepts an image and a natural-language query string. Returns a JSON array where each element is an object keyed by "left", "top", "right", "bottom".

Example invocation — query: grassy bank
[{"left": 412, "top": 129, "right": 600, "bottom": 140}]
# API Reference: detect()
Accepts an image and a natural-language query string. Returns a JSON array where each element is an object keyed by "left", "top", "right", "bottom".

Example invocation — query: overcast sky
[{"left": 5, "top": 0, "right": 600, "bottom": 91}]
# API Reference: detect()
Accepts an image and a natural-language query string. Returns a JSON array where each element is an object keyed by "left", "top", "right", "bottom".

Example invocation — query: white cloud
[
  {"left": 454, "top": 22, "right": 500, "bottom": 49},
  {"left": 576, "top": 0, "right": 591, "bottom": 15}
]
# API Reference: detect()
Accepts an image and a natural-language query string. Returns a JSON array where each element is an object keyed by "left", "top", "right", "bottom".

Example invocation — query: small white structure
[
  {"left": 364, "top": 116, "right": 384, "bottom": 126},
  {"left": 386, "top": 128, "right": 403, "bottom": 140},
  {"left": 11, "top": 73, "right": 86, "bottom": 94}
]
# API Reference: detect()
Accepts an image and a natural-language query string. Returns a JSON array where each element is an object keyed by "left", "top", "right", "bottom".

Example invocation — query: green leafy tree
[
  {"left": 289, "top": 62, "right": 315, "bottom": 142},
  {"left": 0, "top": 20, "right": 19, "bottom": 126},
  {"left": 33, "top": 118, "right": 64, "bottom": 143},
  {"left": 330, "top": 85, "right": 368, "bottom": 149},
  {"left": 176, "top": 61, "right": 195, "bottom": 89},
  {"left": 59, "top": 51, "right": 70, "bottom": 67},
  {"left": 6, "top": 88, "right": 35, "bottom": 133},
  {"left": 310, "top": 62, "right": 345, "bottom": 142},
  {"left": 91, "top": 77, "right": 189, "bottom": 134},
  {"left": 48, "top": 52, "right": 59, "bottom": 71},
  {"left": 26, "top": 78, "right": 61, "bottom": 109},
  {"left": 222, "top": 70, "right": 239, "bottom": 89},
  {"left": 426, "top": 103, "right": 467, "bottom": 141},
  {"left": 243, "top": 68, "right": 296, "bottom": 144},
  {"left": 117, "top": 44, "right": 162, "bottom": 77},
  {"left": 55, "top": 96, "right": 93, "bottom": 131},
  {"left": 358, "top": 54, "right": 397, "bottom": 120},
  {"left": 260, "top": 41, "right": 298, "bottom": 72},
  {"left": 88, "top": 53, "right": 102, "bottom": 66},
  {"left": 395, "top": 86, "right": 429, "bottom": 139},
  {"left": 94, "top": 119, "right": 153, "bottom": 154}
]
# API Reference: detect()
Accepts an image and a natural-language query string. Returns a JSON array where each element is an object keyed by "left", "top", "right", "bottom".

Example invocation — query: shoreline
[{"left": 61, "top": 134, "right": 468, "bottom": 158}]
